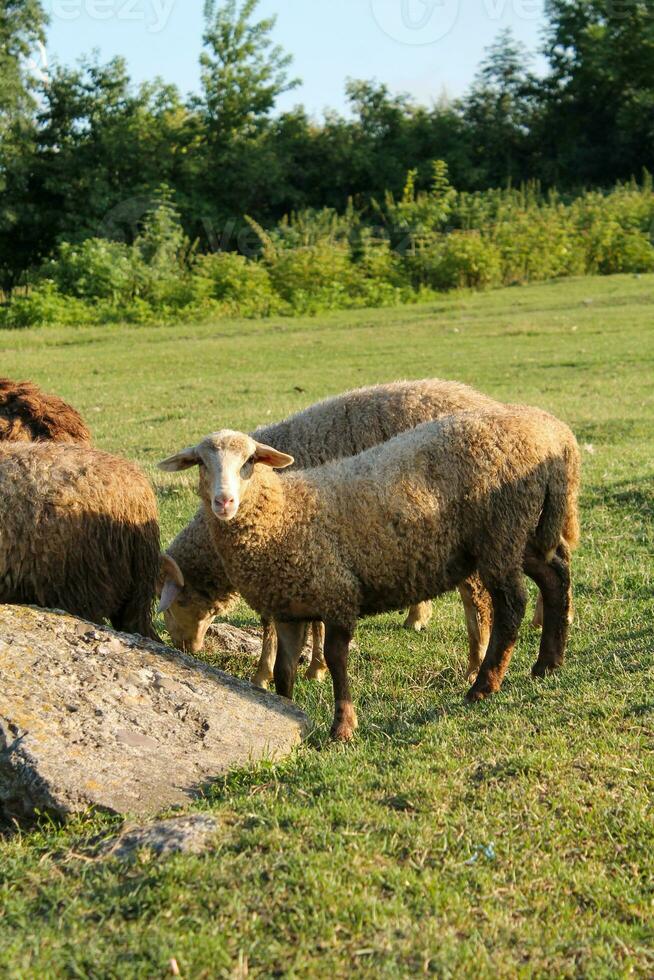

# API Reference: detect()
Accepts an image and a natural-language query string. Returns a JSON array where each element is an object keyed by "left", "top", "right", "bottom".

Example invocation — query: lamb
[
  {"left": 0, "top": 377, "right": 91, "bottom": 444},
  {"left": 0, "top": 442, "right": 161, "bottom": 639},
  {"left": 159, "top": 408, "right": 580, "bottom": 740},
  {"left": 160, "top": 379, "right": 509, "bottom": 679}
]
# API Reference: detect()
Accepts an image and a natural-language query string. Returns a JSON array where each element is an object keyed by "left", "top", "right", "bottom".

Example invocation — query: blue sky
[{"left": 43, "top": 0, "right": 548, "bottom": 115}]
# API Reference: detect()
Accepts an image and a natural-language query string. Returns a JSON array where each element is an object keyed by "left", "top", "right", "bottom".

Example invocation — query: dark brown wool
[
  {"left": 0, "top": 378, "right": 91, "bottom": 444},
  {"left": 0, "top": 442, "right": 160, "bottom": 639}
]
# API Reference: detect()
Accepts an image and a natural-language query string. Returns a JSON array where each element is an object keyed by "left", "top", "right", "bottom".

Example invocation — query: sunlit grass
[{"left": 1, "top": 274, "right": 653, "bottom": 977}]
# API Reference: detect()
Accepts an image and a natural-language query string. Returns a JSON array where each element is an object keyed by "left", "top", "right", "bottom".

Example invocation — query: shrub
[
  {"left": 0, "top": 281, "right": 97, "bottom": 328},
  {"left": 266, "top": 244, "right": 358, "bottom": 312},
  {"left": 39, "top": 239, "right": 143, "bottom": 304},
  {"left": 405, "top": 232, "right": 501, "bottom": 291},
  {"left": 193, "top": 252, "right": 283, "bottom": 317}
]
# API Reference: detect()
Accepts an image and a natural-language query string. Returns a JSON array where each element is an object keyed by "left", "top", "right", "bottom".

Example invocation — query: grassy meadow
[{"left": 1, "top": 274, "right": 653, "bottom": 977}]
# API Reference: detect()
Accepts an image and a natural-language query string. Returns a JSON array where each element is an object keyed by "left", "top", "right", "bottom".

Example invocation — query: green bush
[
  {"left": 3, "top": 170, "right": 654, "bottom": 328},
  {"left": 406, "top": 232, "right": 501, "bottom": 291},
  {"left": 0, "top": 281, "right": 97, "bottom": 328},
  {"left": 193, "top": 252, "right": 283, "bottom": 317},
  {"left": 38, "top": 239, "right": 144, "bottom": 304},
  {"left": 266, "top": 244, "right": 357, "bottom": 312}
]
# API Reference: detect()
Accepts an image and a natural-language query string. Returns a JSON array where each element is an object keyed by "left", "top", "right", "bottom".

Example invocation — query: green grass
[{"left": 1, "top": 274, "right": 653, "bottom": 978}]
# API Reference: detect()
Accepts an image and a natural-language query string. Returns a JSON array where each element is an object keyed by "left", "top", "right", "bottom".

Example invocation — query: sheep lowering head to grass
[
  {"left": 0, "top": 377, "right": 91, "bottom": 444},
  {"left": 160, "top": 409, "right": 580, "bottom": 741},
  {"left": 0, "top": 442, "right": 161, "bottom": 639}
]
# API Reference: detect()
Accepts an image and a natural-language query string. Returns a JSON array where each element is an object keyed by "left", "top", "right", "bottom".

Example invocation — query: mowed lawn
[{"left": 1, "top": 274, "right": 653, "bottom": 978}]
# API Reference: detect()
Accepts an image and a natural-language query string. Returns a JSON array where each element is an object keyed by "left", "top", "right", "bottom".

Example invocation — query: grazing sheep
[
  {"left": 160, "top": 408, "right": 580, "bottom": 740},
  {"left": 160, "top": 379, "right": 507, "bottom": 677},
  {"left": 0, "top": 442, "right": 160, "bottom": 639},
  {"left": 0, "top": 378, "right": 91, "bottom": 444}
]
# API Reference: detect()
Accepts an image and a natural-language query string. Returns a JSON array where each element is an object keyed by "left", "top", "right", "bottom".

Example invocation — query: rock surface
[
  {"left": 204, "top": 622, "right": 261, "bottom": 657},
  {"left": 0, "top": 605, "right": 310, "bottom": 821},
  {"left": 98, "top": 814, "right": 219, "bottom": 861}
]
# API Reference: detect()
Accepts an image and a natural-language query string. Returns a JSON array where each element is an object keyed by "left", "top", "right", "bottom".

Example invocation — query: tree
[
  {"left": 199, "top": 0, "right": 299, "bottom": 142},
  {"left": 461, "top": 29, "right": 538, "bottom": 187},
  {"left": 540, "top": 0, "right": 654, "bottom": 184},
  {"left": 0, "top": 0, "right": 47, "bottom": 146}
]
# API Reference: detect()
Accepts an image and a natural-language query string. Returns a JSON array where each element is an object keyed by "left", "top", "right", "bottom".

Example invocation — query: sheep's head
[
  {"left": 157, "top": 554, "right": 229, "bottom": 653},
  {"left": 158, "top": 430, "right": 294, "bottom": 522}
]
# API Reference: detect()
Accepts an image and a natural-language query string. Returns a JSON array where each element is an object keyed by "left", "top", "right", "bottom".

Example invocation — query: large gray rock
[{"left": 0, "top": 605, "right": 310, "bottom": 821}]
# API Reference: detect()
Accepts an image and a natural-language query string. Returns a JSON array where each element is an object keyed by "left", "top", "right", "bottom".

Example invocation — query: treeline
[
  {"left": 2, "top": 167, "right": 652, "bottom": 327},
  {"left": 1, "top": 0, "right": 654, "bottom": 293}
]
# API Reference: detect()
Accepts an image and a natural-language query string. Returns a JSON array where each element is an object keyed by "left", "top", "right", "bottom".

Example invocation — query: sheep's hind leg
[
  {"left": 403, "top": 601, "right": 433, "bottom": 632},
  {"left": 305, "top": 621, "right": 328, "bottom": 681},
  {"left": 273, "top": 621, "right": 309, "bottom": 700},
  {"left": 252, "top": 617, "right": 277, "bottom": 688},
  {"left": 523, "top": 543, "right": 571, "bottom": 678},
  {"left": 324, "top": 623, "right": 357, "bottom": 742},
  {"left": 458, "top": 575, "right": 493, "bottom": 683},
  {"left": 466, "top": 572, "right": 527, "bottom": 702},
  {"left": 532, "top": 544, "right": 574, "bottom": 628}
]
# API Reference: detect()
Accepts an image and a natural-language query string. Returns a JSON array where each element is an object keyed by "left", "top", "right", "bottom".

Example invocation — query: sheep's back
[
  {"left": 0, "top": 443, "right": 159, "bottom": 623},
  {"left": 252, "top": 378, "right": 501, "bottom": 468},
  {"left": 0, "top": 378, "right": 91, "bottom": 444}
]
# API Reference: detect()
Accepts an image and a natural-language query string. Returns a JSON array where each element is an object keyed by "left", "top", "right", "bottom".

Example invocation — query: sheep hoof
[
  {"left": 252, "top": 676, "right": 271, "bottom": 690},
  {"left": 466, "top": 669, "right": 480, "bottom": 685},
  {"left": 331, "top": 703, "right": 358, "bottom": 742},
  {"left": 330, "top": 723, "right": 356, "bottom": 742},
  {"left": 531, "top": 659, "right": 563, "bottom": 679},
  {"left": 305, "top": 666, "right": 328, "bottom": 682},
  {"left": 465, "top": 685, "right": 493, "bottom": 703}
]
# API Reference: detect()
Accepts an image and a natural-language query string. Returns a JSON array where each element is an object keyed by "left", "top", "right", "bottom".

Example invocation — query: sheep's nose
[{"left": 213, "top": 496, "right": 235, "bottom": 513}]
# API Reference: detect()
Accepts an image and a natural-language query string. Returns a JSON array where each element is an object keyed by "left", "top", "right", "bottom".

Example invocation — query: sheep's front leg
[
  {"left": 457, "top": 576, "right": 493, "bottom": 683},
  {"left": 274, "top": 621, "right": 309, "bottom": 700},
  {"left": 403, "top": 600, "right": 433, "bottom": 632},
  {"left": 466, "top": 573, "right": 527, "bottom": 702},
  {"left": 523, "top": 543, "right": 571, "bottom": 677},
  {"left": 324, "top": 623, "right": 357, "bottom": 741},
  {"left": 252, "top": 617, "right": 277, "bottom": 688},
  {"left": 305, "top": 621, "right": 328, "bottom": 681}
]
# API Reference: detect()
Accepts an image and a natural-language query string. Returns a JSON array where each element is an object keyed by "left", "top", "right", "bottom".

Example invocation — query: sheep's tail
[
  {"left": 561, "top": 439, "right": 581, "bottom": 553},
  {"left": 536, "top": 440, "right": 581, "bottom": 559}
]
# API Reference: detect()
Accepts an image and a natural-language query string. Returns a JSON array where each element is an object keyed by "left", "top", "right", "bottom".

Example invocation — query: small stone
[
  {"left": 204, "top": 623, "right": 262, "bottom": 657},
  {"left": 98, "top": 814, "right": 220, "bottom": 861}
]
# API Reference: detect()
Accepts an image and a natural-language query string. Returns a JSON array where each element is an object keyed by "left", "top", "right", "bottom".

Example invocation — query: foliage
[
  {"left": 38, "top": 239, "right": 144, "bottom": 304},
  {"left": 193, "top": 251, "right": 283, "bottom": 317},
  {"left": 2, "top": 170, "right": 654, "bottom": 326},
  {"left": 199, "top": 0, "right": 299, "bottom": 141},
  {"left": 407, "top": 232, "right": 502, "bottom": 291}
]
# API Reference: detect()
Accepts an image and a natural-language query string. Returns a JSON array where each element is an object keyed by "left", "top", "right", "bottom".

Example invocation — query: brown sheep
[
  {"left": 160, "top": 408, "right": 580, "bottom": 740},
  {"left": 0, "top": 377, "right": 91, "bottom": 444},
  {"left": 0, "top": 442, "right": 160, "bottom": 639}
]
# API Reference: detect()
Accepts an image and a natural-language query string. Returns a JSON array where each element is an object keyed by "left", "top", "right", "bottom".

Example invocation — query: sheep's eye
[{"left": 247, "top": 455, "right": 256, "bottom": 466}]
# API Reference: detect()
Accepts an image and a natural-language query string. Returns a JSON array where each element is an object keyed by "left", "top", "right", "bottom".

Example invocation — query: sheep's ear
[
  {"left": 253, "top": 442, "right": 295, "bottom": 469},
  {"left": 157, "top": 554, "right": 184, "bottom": 612},
  {"left": 158, "top": 446, "right": 200, "bottom": 472}
]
